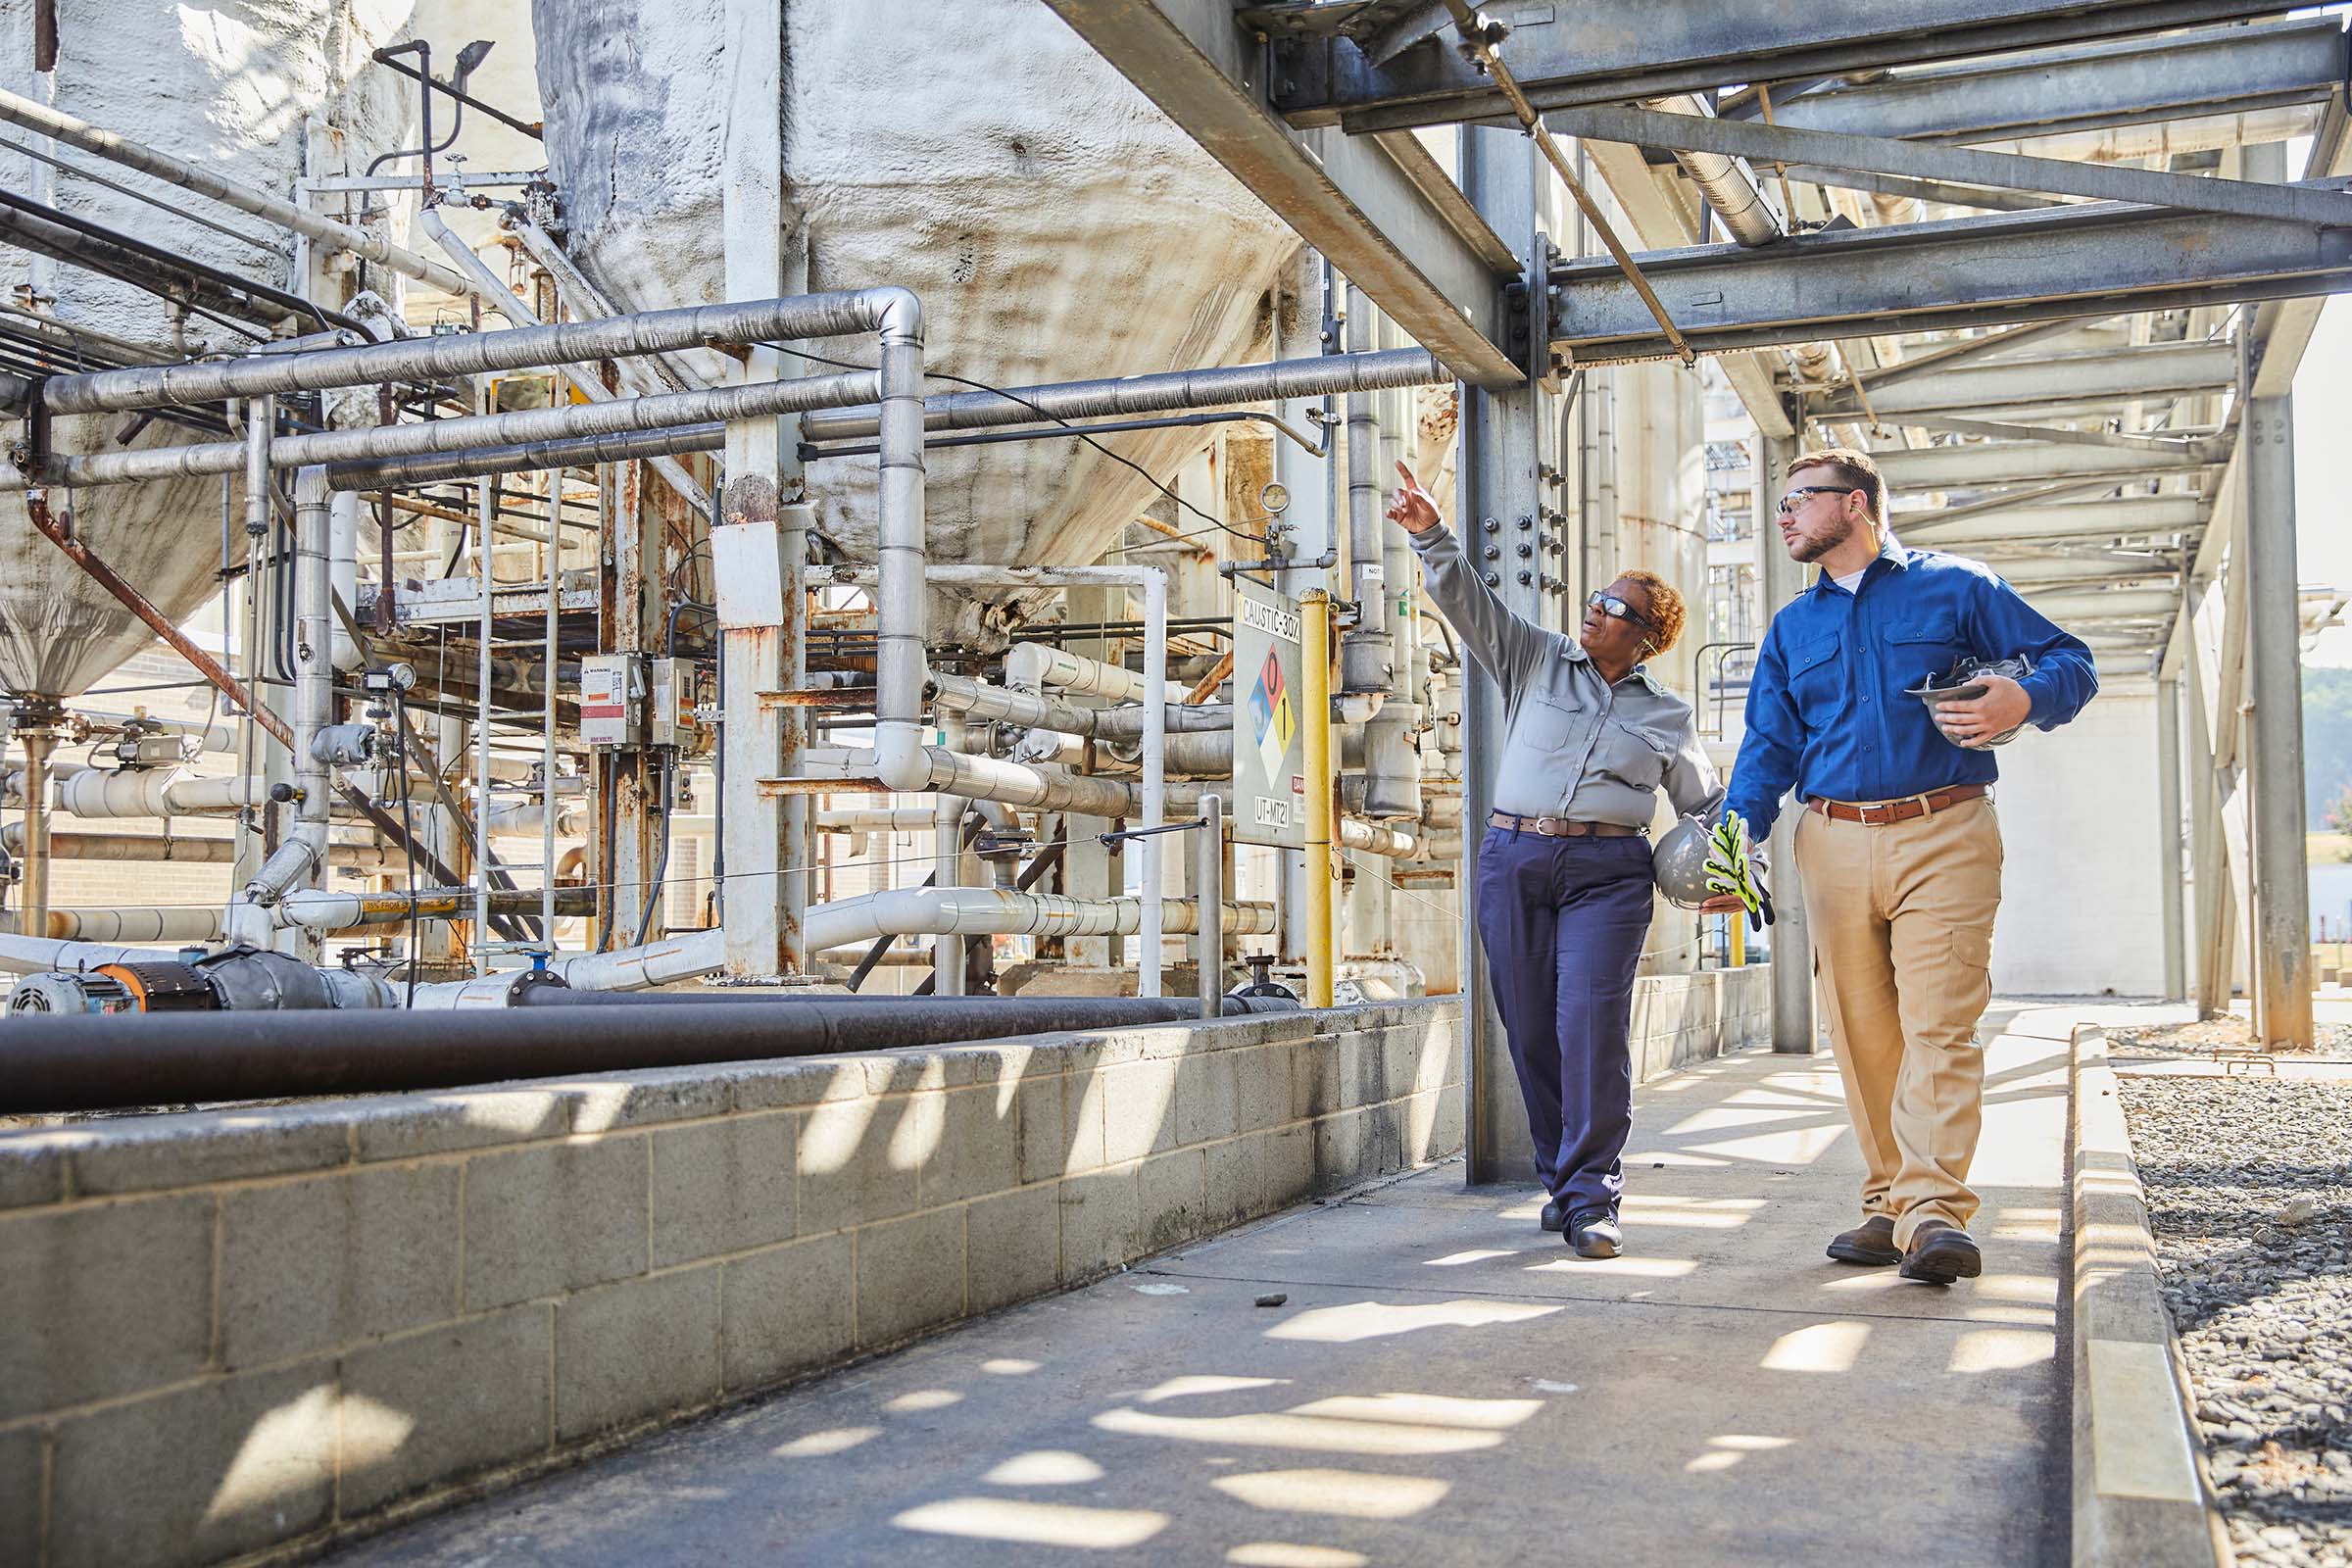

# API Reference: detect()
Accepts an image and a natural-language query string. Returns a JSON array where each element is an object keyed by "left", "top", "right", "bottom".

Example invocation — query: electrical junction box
[
  {"left": 579, "top": 654, "right": 648, "bottom": 747},
  {"left": 650, "top": 659, "right": 712, "bottom": 753}
]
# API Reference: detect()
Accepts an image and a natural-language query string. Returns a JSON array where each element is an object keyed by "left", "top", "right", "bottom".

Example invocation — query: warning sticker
[{"left": 1249, "top": 647, "right": 1296, "bottom": 787}]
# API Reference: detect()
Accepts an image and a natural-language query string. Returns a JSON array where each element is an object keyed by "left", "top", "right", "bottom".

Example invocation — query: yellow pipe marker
[{"left": 1300, "top": 589, "right": 1336, "bottom": 1008}]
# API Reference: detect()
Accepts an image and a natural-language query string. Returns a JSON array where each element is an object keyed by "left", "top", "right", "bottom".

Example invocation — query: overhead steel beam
[
  {"left": 2014, "top": 585, "right": 2180, "bottom": 620},
  {"left": 1043, "top": 0, "right": 1522, "bottom": 387},
  {"left": 1897, "top": 494, "right": 2207, "bottom": 547},
  {"left": 1280, "top": 0, "right": 2288, "bottom": 134},
  {"left": 1576, "top": 134, "right": 1794, "bottom": 436},
  {"left": 1811, "top": 341, "right": 2236, "bottom": 418},
  {"left": 1539, "top": 102, "right": 2352, "bottom": 227},
  {"left": 1732, "top": 18, "right": 2346, "bottom": 146},
  {"left": 1545, "top": 190, "right": 2352, "bottom": 363},
  {"left": 1774, "top": 164, "right": 2061, "bottom": 213},
  {"left": 1874, "top": 439, "right": 2215, "bottom": 491}
]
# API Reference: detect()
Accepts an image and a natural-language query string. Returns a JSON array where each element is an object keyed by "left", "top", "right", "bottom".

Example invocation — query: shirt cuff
[
  {"left": 2019, "top": 668, "right": 2057, "bottom": 728},
  {"left": 1726, "top": 794, "right": 1779, "bottom": 841},
  {"left": 1404, "top": 522, "right": 1452, "bottom": 554}
]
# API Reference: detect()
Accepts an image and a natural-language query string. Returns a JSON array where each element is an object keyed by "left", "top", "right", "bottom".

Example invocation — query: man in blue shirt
[{"left": 1726, "top": 448, "right": 2096, "bottom": 1285}]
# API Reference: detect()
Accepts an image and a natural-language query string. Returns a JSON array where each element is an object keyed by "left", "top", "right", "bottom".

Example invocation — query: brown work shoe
[
  {"left": 1897, "top": 1220, "right": 1983, "bottom": 1285},
  {"left": 1826, "top": 1214, "right": 1901, "bottom": 1267}
]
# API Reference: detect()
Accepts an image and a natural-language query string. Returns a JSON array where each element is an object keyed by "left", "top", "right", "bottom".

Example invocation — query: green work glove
[{"left": 1701, "top": 809, "right": 1775, "bottom": 931}]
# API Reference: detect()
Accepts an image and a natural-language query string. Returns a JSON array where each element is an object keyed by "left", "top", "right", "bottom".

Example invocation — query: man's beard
[{"left": 1788, "top": 514, "right": 1852, "bottom": 564}]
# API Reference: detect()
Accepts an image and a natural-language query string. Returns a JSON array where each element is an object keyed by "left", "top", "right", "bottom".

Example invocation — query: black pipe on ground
[{"left": 0, "top": 995, "right": 1301, "bottom": 1114}]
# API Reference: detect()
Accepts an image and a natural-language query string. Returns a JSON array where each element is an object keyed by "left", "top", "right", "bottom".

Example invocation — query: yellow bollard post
[
  {"left": 1729, "top": 913, "right": 1745, "bottom": 968},
  {"left": 1301, "top": 588, "right": 1336, "bottom": 1009}
]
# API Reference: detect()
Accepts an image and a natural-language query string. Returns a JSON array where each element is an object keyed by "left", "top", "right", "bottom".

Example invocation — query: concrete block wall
[
  {"left": 0, "top": 1000, "right": 1461, "bottom": 1568},
  {"left": 1629, "top": 964, "right": 1773, "bottom": 1082}
]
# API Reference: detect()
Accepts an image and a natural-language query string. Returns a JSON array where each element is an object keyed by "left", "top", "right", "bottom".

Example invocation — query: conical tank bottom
[{"left": 0, "top": 415, "right": 226, "bottom": 701}]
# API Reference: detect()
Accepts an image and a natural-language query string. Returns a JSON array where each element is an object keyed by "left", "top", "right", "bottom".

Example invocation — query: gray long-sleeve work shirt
[{"left": 1409, "top": 523, "right": 1723, "bottom": 828}]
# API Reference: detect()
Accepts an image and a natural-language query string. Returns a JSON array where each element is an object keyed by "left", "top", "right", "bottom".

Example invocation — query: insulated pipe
[
  {"left": 227, "top": 467, "right": 333, "bottom": 951},
  {"left": 1198, "top": 792, "right": 1225, "bottom": 1019},
  {"left": 55, "top": 770, "right": 270, "bottom": 818},
  {"left": 419, "top": 207, "right": 710, "bottom": 516},
  {"left": 275, "top": 886, "right": 595, "bottom": 931},
  {"left": 1647, "top": 95, "right": 1783, "bottom": 246},
  {"left": 0, "top": 86, "right": 488, "bottom": 302},
  {"left": 327, "top": 490, "right": 361, "bottom": 672},
  {"left": 324, "top": 424, "right": 730, "bottom": 492},
  {"left": 935, "top": 715, "right": 969, "bottom": 997},
  {"left": 314, "top": 350, "right": 1446, "bottom": 496},
  {"left": 800, "top": 346, "right": 1446, "bottom": 443},
  {"left": 0, "top": 906, "right": 223, "bottom": 943},
  {"left": 0, "top": 933, "right": 193, "bottom": 975},
  {"left": 927, "top": 672, "right": 1105, "bottom": 736},
  {"left": 1139, "top": 568, "right": 1168, "bottom": 998},
  {"left": 41, "top": 290, "right": 914, "bottom": 416},
  {"left": 15, "top": 370, "right": 878, "bottom": 489},
  {"left": 0, "top": 826, "right": 392, "bottom": 868},
  {"left": 1006, "top": 642, "right": 1148, "bottom": 703},
  {"left": 802, "top": 886, "right": 1276, "bottom": 951},
  {"left": 1340, "top": 285, "right": 1392, "bottom": 695},
  {"left": 0, "top": 997, "right": 1298, "bottom": 1114},
  {"left": 16, "top": 730, "right": 51, "bottom": 938}
]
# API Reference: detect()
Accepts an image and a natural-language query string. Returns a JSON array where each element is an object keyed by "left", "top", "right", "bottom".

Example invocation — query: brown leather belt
[
  {"left": 1489, "top": 811, "right": 1642, "bottom": 839},
  {"left": 1806, "top": 783, "right": 1989, "bottom": 826}
]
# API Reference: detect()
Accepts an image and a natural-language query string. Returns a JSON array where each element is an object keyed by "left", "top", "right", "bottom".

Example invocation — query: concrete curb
[{"left": 2069, "top": 1020, "right": 2233, "bottom": 1568}]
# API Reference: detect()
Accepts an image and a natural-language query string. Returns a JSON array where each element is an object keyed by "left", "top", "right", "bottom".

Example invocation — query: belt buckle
[
  {"left": 1534, "top": 814, "right": 1563, "bottom": 836},
  {"left": 1856, "top": 801, "right": 1887, "bottom": 825}
]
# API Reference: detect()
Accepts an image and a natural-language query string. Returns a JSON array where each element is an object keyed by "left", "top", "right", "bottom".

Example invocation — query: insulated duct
[{"left": 0, "top": 995, "right": 1301, "bottom": 1113}]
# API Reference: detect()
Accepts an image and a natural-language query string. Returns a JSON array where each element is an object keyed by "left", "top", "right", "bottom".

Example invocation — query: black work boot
[
  {"left": 1826, "top": 1214, "right": 1902, "bottom": 1267},
  {"left": 1540, "top": 1200, "right": 1569, "bottom": 1233},
  {"left": 1898, "top": 1220, "right": 1983, "bottom": 1285},
  {"left": 1567, "top": 1208, "right": 1622, "bottom": 1259}
]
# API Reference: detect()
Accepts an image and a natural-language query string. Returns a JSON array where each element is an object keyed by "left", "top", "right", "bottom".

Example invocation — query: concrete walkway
[{"left": 339, "top": 1002, "right": 2093, "bottom": 1568}]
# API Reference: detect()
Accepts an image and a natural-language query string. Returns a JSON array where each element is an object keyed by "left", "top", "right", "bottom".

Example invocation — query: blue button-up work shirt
[{"left": 1725, "top": 541, "right": 2098, "bottom": 838}]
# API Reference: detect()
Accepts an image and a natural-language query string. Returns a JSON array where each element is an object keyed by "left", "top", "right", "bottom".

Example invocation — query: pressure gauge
[{"left": 1258, "top": 480, "right": 1291, "bottom": 516}]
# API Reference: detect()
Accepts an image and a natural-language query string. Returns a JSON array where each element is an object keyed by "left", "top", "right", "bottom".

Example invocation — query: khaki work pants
[{"left": 1794, "top": 794, "right": 2003, "bottom": 1247}]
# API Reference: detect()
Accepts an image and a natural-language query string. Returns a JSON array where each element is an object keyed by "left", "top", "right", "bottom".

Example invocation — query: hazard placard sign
[{"left": 1232, "top": 577, "right": 1304, "bottom": 849}]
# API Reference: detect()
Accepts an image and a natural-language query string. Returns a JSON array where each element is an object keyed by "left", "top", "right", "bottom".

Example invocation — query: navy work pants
[{"left": 1474, "top": 827, "right": 1654, "bottom": 1218}]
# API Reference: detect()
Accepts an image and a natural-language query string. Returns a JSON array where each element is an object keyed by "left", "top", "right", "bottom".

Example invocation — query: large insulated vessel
[
  {"left": 533, "top": 0, "right": 1301, "bottom": 640},
  {"left": 0, "top": 1, "right": 412, "bottom": 703}
]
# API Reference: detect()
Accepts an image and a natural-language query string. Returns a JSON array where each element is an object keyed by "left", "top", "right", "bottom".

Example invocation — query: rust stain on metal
[{"left": 26, "top": 492, "right": 293, "bottom": 750}]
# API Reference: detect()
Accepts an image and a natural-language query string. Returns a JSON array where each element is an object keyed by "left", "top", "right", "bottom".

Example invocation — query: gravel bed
[
  {"left": 2110, "top": 1017, "right": 2352, "bottom": 1064},
  {"left": 2122, "top": 1077, "right": 2352, "bottom": 1567}
]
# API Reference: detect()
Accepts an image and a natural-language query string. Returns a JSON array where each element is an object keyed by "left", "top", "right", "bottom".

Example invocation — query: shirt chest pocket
[
  {"left": 1787, "top": 634, "right": 1842, "bottom": 725},
  {"left": 1511, "top": 692, "right": 1579, "bottom": 754},
  {"left": 1884, "top": 611, "right": 1968, "bottom": 687},
  {"left": 1592, "top": 718, "right": 1673, "bottom": 792}
]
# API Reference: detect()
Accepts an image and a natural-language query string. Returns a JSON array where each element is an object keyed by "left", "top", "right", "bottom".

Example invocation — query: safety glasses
[
  {"left": 1777, "top": 484, "right": 1862, "bottom": 515},
  {"left": 1585, "top": 590, "right": 1653, "bottom": 629}
]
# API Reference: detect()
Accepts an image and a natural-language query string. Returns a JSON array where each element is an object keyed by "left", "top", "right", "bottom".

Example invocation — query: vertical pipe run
[
  {"left": 543, "top": 496, "right": 561, "bottom": 944},
  {"left": 1757, "top": 434, "right": 1816, "bottom": 1054},
  {"left": 2157, "top": 675, "right": 2186, "bottom": 1003},
  {"left": 1198, "top": 793, "right": 1224, "bottom": 1018},
  {"left": 2243, "top": 394, "right": 2312, "bottom": 1048},
  {"left": 474, "top": 428, "right": 495, "bottom": 973},
  {"left": 1139, "top": 568, "right": 1167, "bottom": 997},
  {"left": 935, "top": 714, "right": 967, "bottom": 996},
  {"left": 17, "top": 730, "right": 50, "bottom": 938},
  {"left": 1301, "top": 590, "right": 1335, "bottom": 1009}
]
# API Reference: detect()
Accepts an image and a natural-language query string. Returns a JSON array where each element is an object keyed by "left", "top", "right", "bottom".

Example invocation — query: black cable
[
  {"left": 630, "top": 760, "right": 673, "bottom": 948},
  {"left": 760, "top": 342, "right": 1274, "bottom": 546}
]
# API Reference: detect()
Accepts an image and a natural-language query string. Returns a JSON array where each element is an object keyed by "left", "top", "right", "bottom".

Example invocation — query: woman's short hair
[{"left": 1617, "top": 569, "right": 1685, "bottom": 657}]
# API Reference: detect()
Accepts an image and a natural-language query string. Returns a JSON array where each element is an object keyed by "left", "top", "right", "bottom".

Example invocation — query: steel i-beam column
[
  {"left": 2243, "top": 395, "right": 2313, "bottom": 1047},
  {"left": 2157, "top": 674, "right": 2187, "bottom": 1003},
  {"left": 1459, "top": 126, "right": 1540, "bottom": 1185},
  {"left": 1757, "top": 434, "right": 1817, "bottom": 1054}
]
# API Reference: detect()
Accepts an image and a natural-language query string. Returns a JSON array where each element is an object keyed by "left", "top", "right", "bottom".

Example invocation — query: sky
[{"left": 2297, "top": 299, "right": 2352, "bottom": 665}]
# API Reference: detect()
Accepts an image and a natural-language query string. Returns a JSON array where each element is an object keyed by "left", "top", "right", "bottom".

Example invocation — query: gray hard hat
[
  {"left": 1906, "top": 655, "right": 2035, "bottom": 747},
  {"left": 1652, "top": 810, "right": 1720, "bottom": 907}
]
